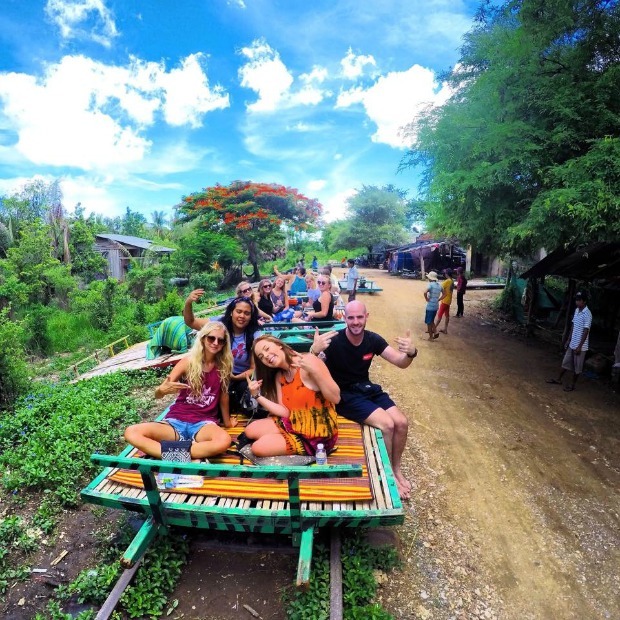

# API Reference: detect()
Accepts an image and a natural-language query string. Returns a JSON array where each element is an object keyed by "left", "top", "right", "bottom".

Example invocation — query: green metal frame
[
  {"left": 82, "top": 455, "right": 389, "bottom": 586},
  {"left": 337, "top": 279, "right": 383, "bottom": 294},
  {"left": 81, "top": 424, "right": 404, "bottom": 586}
]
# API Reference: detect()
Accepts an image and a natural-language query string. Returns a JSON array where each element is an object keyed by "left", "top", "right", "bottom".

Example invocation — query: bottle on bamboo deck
[{"left": 315, "top": 443, "right": 327, "bottom": 465}]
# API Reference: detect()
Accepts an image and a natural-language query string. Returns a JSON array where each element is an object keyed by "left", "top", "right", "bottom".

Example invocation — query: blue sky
[{"left": 0, "top": 0, "right": 479, "bottom": 224}]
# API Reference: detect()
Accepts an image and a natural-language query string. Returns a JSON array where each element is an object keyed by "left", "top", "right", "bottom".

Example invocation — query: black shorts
[{"left": 336, "top": 383, "right": 395, "bottom": 423}]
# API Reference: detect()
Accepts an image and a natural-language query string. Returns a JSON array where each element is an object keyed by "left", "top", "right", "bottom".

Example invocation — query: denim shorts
[
  {"left": 161, "top": 418, "right": 215, "bottom": 441},
  {"left": 425, "top": 308, "right": 438, "bottom": 325}
]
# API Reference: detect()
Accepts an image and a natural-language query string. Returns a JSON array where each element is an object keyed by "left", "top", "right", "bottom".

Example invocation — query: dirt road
[
  {"left": 6, "top": 270, "right": 618, "bottom": 620},
  {"left": 359, "top": 269, "right": 620, "bottom": 619}
]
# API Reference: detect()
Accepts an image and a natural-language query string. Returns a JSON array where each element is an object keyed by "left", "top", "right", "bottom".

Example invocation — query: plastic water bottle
[{"left": 315, "top": 443, "right": 327, "bottom": 465}]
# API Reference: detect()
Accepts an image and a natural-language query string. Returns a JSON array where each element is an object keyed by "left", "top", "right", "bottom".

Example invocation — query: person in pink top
[{"left": 124, "top": 321, "right": 237, "bottom": 460}]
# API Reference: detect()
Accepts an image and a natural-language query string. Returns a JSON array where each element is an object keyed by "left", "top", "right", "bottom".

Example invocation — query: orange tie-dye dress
[{"left": 273, "top": 369, "right": 339, "bottom": 456}]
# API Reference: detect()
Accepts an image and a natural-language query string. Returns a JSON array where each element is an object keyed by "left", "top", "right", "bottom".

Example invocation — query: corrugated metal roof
[
  {"left": 519, "top": 242, "right": 620, "bottom": 281},
  {"left": 95, "top": 234, "right": 175, "bottom": 253}
]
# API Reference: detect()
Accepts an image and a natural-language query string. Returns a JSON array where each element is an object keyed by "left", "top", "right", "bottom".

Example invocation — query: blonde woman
[
  {"left": 124, "top": 321, "right": 236, "bottom": 460},
  {"left": 270, "top": 276, "right": 290, "bottom": 314}
]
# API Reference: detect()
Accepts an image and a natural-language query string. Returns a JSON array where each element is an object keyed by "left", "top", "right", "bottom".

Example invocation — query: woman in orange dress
[{"left": 244, "top": 335, "right": 339, "bottom": 457}]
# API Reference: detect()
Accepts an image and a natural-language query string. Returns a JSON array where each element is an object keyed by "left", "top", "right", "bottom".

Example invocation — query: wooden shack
[{"left": 94, "top": 234, "right": 175, "bottom": 280}]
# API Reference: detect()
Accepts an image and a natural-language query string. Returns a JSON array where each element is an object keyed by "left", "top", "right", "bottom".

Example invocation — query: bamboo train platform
[
  {"left": 74, "top": 301, "right": 231, "bottom": 381},
  {"left": 75, "top": 340, "right": 185, "bottom": 380},
  {"left": 81, "top": 421, "right": 404, "bottom": 587}
]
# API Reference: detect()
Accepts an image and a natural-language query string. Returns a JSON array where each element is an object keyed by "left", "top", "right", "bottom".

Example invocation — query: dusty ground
[
  {"left": 3, "top": 269, "right": 619, "bottom": 619},
  {"left": 362, "top": 269, "right": 620, "bottom": 620}
]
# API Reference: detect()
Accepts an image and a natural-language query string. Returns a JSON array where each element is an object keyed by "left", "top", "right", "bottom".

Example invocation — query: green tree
[
  {"left": 120, "top": 207, "right": 148, "bottom": 238},
  {"left": 177, "top": 181, "right": 322, "bottom": 280},
  {"left": 0, "top": 223, "right": 11, "bottom": 258},
  {"left": 6, "top": 222, "right": 61, "bottom": 303},
  {"left": 401, "top": 0, "right": 620, "bottom": 254},
  {"left": 68, "top": 210, "right": 107, "bottom": 281},
  {"left": 150, "top": 210, "right": 168, "bottom": 238},
  {"left": 334, "top": 186, "right": 410, "bottom": 255}
]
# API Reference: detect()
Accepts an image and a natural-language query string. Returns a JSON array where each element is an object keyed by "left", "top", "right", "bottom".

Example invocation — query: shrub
[
  {"left": 0, "top": 309, "right": 28, "bottom": 410},
  {"left": 24, "top": 304, "right": 53, "bottom": 355},
  {"left": 145, "top": 291, "right": 184, "bottom": 323},
  {"left": 45, "top": 308, "right": 105, "bottom": 353},
  {"left": 0, "top": 371, "right": 160, "bottom": 505}
]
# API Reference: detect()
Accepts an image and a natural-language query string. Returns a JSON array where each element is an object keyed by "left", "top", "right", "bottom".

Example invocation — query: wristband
[{"left": 406, "top": 349, "right": 418, "bottom": 359}]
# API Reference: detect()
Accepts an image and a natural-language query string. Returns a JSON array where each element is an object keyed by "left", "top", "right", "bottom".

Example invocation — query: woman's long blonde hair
[
  {"left": 258, "top": 278, "right": 273, "bottom": 298},
  {"left": 185, "top": 321, "right": 233, "bottom": 396},
  {"left": 252, "top": 335, "right": 296, "bottom": 402}
]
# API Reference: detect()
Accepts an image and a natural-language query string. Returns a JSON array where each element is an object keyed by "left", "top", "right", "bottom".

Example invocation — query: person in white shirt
[
  {"left": 345, "top": 258, "right": 359, "bottom": 302},
  {"left": 547, "top": 291, "right": 592, "bottom": 392}
]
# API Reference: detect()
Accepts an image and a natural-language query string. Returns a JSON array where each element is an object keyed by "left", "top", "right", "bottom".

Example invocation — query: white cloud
[
  {"left": 238, "top": 39, "right": 329, "bottom": 111},
  {"left": 159, "top": 54, "right": 230, "bottom": 127},
  {"left": 336, "top": 64, "right": 452, "bottom": 147},
  {"left": 307, "top": 179, "right": 326, "bottom": 192},
  {"left": 322, "top": 188, "right": 357, "bottom": 221},
  {"left": 45, "top": 0, "right": 118, "bottom": 47},
  {"left": 0, "top": 54, "right": 229, "bottom": 170},
  {"left": 340, "top": 48, "right": 376, "bottom": 79},
  {"left": 238, "top": 39, "right": 294, "bottom": 112}
]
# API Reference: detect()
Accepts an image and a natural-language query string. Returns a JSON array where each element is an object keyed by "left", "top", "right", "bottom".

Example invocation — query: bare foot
[
  {"left": 395, "top": 471, "right": 412, "bottom": 492},
  {"left": 440, "top": 329, "right": 447, "bottom": 334},
  {"left": 394, "top": 472, "right": 411, "bottom": 498},
  {"left": 396, "top": 479, "right": 411, "bottom": 500}
]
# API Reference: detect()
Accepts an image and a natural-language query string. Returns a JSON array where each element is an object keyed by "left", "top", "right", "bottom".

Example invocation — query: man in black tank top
[{"left": 309, "top": 301, "right": 418, "bottom": 500}]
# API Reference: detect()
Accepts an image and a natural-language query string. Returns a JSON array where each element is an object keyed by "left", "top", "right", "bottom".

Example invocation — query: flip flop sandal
[
  {"left": 546, "top": 379, "right": 561, "bottom": 384},
  {"left": 563, "top": 386, "right": 575, "bottom": 392}
]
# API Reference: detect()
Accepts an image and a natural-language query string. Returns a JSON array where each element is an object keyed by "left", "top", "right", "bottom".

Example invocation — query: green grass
[{"left": 46, "top": 309, "right": 106, "bottom": 353}]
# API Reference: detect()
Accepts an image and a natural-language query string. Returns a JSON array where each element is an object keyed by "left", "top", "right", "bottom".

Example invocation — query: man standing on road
[
  {"left": 345, "top": 258, "right": 359, "bottom": 302},
  {"left": 547, "top": 291, "right": 592, "bottom": 392},
  {"left": 310, "top": 300, "right": 417, "bottom": 499}
]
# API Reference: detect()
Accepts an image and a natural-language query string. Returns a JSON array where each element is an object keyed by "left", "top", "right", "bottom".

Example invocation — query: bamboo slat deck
[
  {"left": 76, "top": 341, "right": 185, "bottom": 380},
  {"left": 75, "top": 303, "right": 229, "bottom": 381}
]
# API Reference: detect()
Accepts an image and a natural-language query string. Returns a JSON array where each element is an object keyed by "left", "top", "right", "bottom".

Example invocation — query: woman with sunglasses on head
[
  {"left": 244, "top": 335, "right": 339, "bottom": 457},
  {"left": 124, "top": 322, "right": 235, "bottom": 460},
  {"left": 184, "top": 289, "right": 262, "bottom": 413}
]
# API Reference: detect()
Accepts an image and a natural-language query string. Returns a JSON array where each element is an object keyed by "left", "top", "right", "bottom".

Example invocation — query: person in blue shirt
[{"left": 423, "top": 271, "right": 445, "bottom": 341}]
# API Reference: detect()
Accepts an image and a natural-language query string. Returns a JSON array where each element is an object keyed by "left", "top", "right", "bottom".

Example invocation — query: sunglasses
[
  {"left": 240, "top": 287, "right": 252, "bottom": 294},
  {"left": 204, "top": 334, "right": 226, "bottom": 345},
  {"left": 317, "top": 280, "right": 327, "bottom": 284},
  {"left": 263, "top": 284, "right": 272, "bottom": 288}
]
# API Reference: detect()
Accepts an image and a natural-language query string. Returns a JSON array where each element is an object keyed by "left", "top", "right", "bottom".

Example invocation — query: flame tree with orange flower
[{"left": 177, "top": 181, "right": 322, "bottom": 281}]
